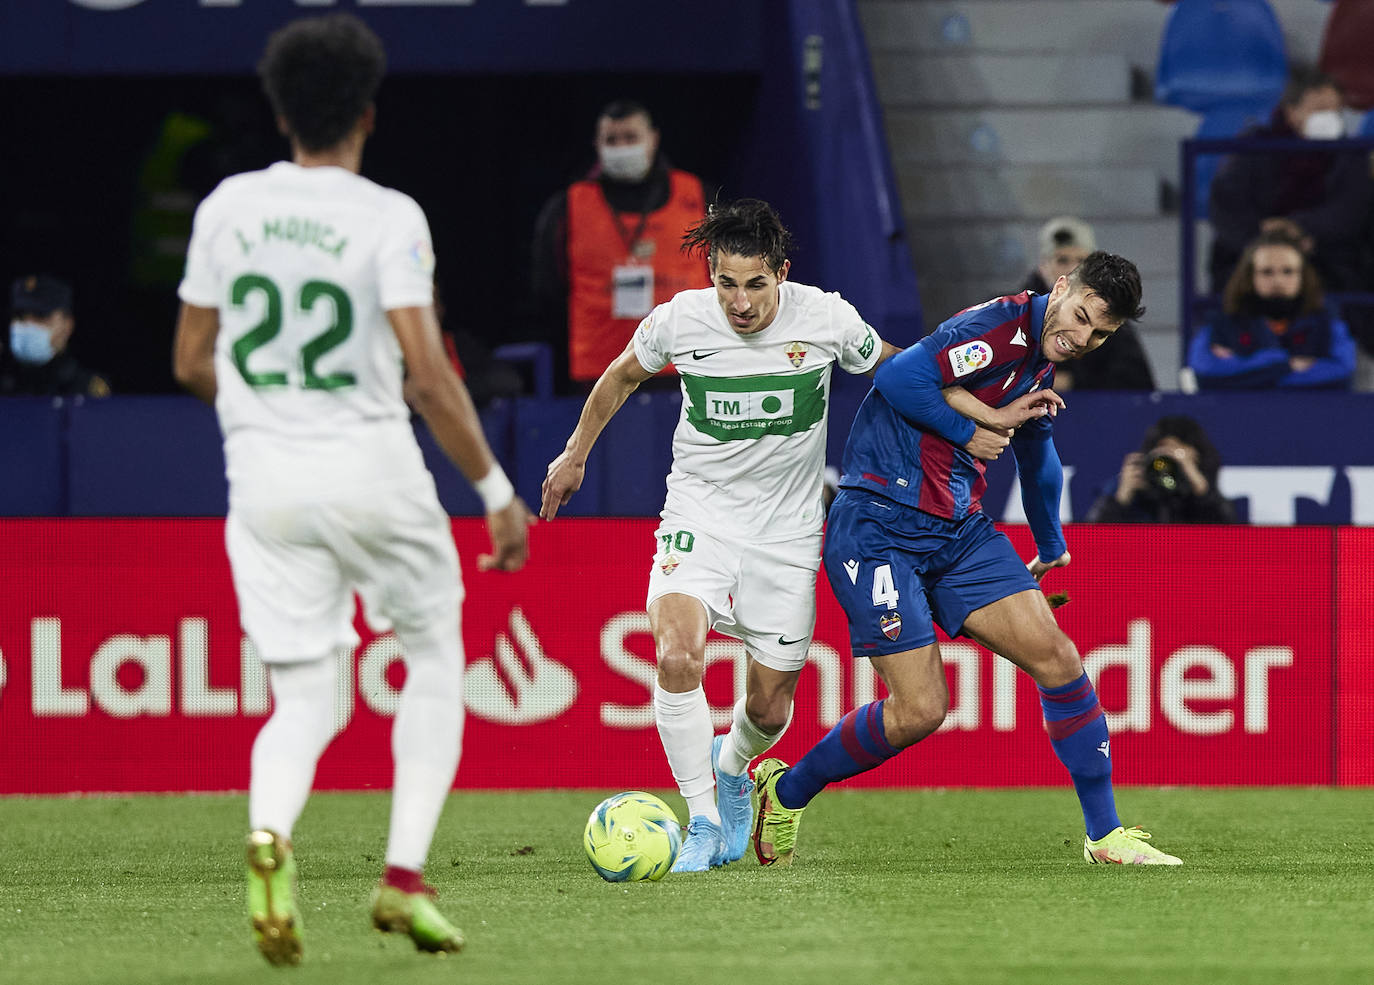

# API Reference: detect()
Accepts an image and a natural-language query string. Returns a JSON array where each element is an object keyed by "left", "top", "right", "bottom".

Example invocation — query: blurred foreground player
[
  {"left": 172, "top": 14, "right": 530, "bottom": 964},
  {"left": 752, "top": 253, "right": 1182, "bottom": 868}
]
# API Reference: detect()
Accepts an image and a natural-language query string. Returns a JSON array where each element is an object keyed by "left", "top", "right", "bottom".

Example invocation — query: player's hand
[
  {"left": 479, "top": 498, "right": 533, "bottom": 572},
  {"left": 965, "top": 426, "right": 1011, "bottom": 461},
  {"left": 540, "top": 451, "right": 586, "bottom": 520},
  {"left": 1027, "top": 551, "right": 1070, "bottom": 582},
  {"left": 995, "top": 389, "right": 1065, "bottom": 430}
]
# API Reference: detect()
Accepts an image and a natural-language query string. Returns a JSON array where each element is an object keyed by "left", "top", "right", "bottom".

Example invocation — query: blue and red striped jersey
[{"left": 838, "top": 291, "right": 1060, "bottom": 525}]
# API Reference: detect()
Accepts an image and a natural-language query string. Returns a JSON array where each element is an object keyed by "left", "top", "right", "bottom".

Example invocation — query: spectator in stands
[
  {"left": 1020, "top": 216, "right": 1155, "bottom": 390},
  {"left": 1207, "top": 65, "right": 1373, "bottom": 298},
  {"left": 1, "top": 275, "right": 110, "bottom": 397},
  {"left": 1086, "top": 414, "right": 1237, "bottom": 524},
  {"left": 530, "top": 99, "right": 713, "bottom": 390},
  {"left": 1187, "top": 230, "right": 1356, "bottom": 389}
]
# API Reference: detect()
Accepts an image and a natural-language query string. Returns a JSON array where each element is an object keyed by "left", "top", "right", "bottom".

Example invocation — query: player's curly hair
[
  {"left": 258, "top": 14, "right": 386, "bottom": 154},
  {"left": 1068, "top": 251, "right": 1146, "bottom": 323},
  {"left": 681, "top": 198, "right": 793, "bottom": 273}
]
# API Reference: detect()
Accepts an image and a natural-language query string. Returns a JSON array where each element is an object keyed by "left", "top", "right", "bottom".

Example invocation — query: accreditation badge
[{"left": 612, "top": 263, "right": 654, "bottom": 318}]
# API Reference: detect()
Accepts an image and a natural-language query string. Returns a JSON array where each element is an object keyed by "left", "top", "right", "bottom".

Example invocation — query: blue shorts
[{"left": 822, "top": 489, "right": 1039, "bottom": 656}]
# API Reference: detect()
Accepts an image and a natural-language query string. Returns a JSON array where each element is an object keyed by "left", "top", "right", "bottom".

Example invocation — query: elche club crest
[
  {"left": 659, "top": 554, "right": 680, "bottom": 575},
  {"left": 879, "top": 612, "right": 902, "bottom": 641},
  {"left": 785, "top": 342, "right": 809, "bottom": 368}
]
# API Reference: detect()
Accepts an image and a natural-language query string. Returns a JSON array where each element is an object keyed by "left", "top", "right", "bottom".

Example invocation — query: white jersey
[
  {"left": 633, "top": 281, "right": 881, "bottom": 542},
  {"left": 178, "top": 161, "right": 436, "bottom": 503}
]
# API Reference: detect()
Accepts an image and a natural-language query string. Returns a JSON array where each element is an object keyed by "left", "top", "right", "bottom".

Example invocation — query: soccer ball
[{"left": 583, "top": 791, "right": 682, "bottom": 882}]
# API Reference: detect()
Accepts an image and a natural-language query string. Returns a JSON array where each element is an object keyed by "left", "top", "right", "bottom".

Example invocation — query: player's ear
[
  {"left": 1052, "top": 274, "right": 1070, "bottom": 299},
  {"left": 776, "top": 259, "right": 790, "bottom": 284},
  {"left": 360, "top": 103, "right": 376, "bottom": 136},
  {"left": 275, "top": 115, "right": 291, "bottom": 138}
]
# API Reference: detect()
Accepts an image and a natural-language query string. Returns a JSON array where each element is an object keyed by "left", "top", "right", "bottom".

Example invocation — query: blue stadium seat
[{"left": 1155, "top": 0, "right": 1287, "bottom": 112}]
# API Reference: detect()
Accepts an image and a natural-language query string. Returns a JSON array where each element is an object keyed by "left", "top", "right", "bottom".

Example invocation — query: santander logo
[{"left": 463, "top": 607, "right": 577, "bottom": 724}]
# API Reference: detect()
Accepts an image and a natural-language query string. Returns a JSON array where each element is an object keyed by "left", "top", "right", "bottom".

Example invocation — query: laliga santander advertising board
[{"left": 0, "top": 519, "right": 1368, "bottom": 794}]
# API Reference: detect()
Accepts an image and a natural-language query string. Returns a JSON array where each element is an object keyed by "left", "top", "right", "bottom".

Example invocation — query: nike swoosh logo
[
  {"left": 691, "top": 349, "right": 721, "bottom": 360},
  {"left": 777, "top": 635, "right": 808, "bottom": 646}
]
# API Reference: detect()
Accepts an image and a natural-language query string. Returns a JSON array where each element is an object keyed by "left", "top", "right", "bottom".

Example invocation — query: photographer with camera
[{"left": 1086, "top": 415, "right": 1237, "bottom": 524}]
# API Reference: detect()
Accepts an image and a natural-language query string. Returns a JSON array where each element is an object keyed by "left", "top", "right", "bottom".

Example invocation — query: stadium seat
[
  {"left": 1155, "top": 0, "right": 1287, "bottom": 112},
  {"left": 1319, "top": 0, "right": 1374, "bottom": 110}
]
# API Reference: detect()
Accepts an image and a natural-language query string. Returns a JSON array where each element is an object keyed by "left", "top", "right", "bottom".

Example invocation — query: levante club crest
[
  {"left": 785, "top": 342, "right": 809, "bottom": 368},
  {"left": 879, "top": 612, "right": 902, "bottom": 641}
]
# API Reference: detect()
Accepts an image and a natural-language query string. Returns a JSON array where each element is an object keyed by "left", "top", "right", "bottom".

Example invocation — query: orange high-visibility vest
[{"left": 566, "top": 170, "right": 707, "bottom": 381}]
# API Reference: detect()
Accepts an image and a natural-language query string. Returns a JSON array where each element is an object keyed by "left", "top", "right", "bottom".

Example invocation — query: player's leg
[
  {"left": 713, "top": 661, "right": 798, "bottom": 862},
  {"left": 355, "top": 488, "right": 467, "bottom": 950},
  {"left": 646, "top": 523, "right": 738, "bottom": 871},
  {"left": 753, "top": 642, "right": 946, "bottom": 865},
  {"left": 229, "top": 505, "right": 354, "bottom": 965},
  {"left": 246, "top": 654, "right": 339, "bottom": 966},
  {"left": 961, "top": 583, "right": 1180, "bottom": 865},
  {"left": 649, "top": 591, "right": 727, "bottom": 871},
  {"left": 714, "top": 537, "right": 812, "bottom": 860}
]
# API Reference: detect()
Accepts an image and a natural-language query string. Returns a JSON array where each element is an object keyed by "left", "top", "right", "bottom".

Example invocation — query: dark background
[{"left": 1, "top": 73, "right": 759, "bottom": 393}]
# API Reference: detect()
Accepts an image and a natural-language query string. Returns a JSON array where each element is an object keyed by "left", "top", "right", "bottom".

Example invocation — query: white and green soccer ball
[{"left": 583, "top": 791, "right": 682, "bottom": 882}]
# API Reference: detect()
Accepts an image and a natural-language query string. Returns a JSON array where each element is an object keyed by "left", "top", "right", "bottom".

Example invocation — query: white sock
[
  {"left": 386, "top": 620, "right": 465, "bottom": 872},
  {"left": 249, "top": 656, "right": 340, "bottom": 838},
  {"left": 719, "top": 696, "right": 789, "bottom": 776},
  {"left": 653, "top": 684, "right": 720, "bottom": 825}
]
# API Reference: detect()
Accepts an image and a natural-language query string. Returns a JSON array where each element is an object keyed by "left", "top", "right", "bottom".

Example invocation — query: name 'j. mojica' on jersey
[{"left": 235, "top": 216, "right": 349, "bottom": 260}]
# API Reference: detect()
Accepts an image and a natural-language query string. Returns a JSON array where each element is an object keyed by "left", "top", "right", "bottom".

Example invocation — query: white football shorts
[
  {"left": 645, "top": 520, "right": 821, "bottom": 672},
  {"left": 225, "top": 479, "right": 463, "bottom": 664}
]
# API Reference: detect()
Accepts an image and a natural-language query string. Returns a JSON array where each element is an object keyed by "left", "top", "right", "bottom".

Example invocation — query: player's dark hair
[
  {"left": 681, "top": 199, "right": 792, "bottom": 273},
  {"left": 1223, "top": 229, "right": 1325, "bottom": 317},
  {"left": 1068, "top": 251, "right": 1146, "bottom": 322},
  {"left": 1139, "top": 415, "right": 1223, "bottom": 487},
  {"left": 599, "top": 99, "right": 653, "bottom": 126},
  {"left": 258, "top": 14, "right": 386, "bottom": 154}
]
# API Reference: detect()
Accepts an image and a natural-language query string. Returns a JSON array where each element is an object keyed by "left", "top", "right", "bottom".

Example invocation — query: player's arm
[
  {"left": 873, "top": 345, "right": 1015, "bottom": 461},
  {"left": 862, "top": 339, "right": 903, "bottom": 376},
  {"left": 1010, "top": 426, "right": 1069, "bottom": 577},
  {"left": 172, "top": 302, "right": 221, "bottom": 405},
  {"left": 943, "top": 386, "right": 1064, "bottom": 432},
  {"left": 540, "top": 340, "right": 655, "bottom": 520},
  {"left": 389, "top": 305, "right": 531, "bottom": 573}
]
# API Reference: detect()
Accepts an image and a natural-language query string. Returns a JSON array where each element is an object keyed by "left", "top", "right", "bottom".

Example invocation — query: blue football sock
[
  {"left": 775, "top": 700, "right": 900, "bottom": 809},
  {"left": 1038, "top": 672, "right": 1120, "bottom": 840}
]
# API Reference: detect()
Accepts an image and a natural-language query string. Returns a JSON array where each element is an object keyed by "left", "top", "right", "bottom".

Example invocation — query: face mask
[
  {"left": 1301, "top": 109, "right": 1344, "bottom": 140},
  {"left": 9, "top": 320, "right": 56, "bottom": 365},
  {"left": 1254, "top": 295, "right": 1303, "bottom": 321},
  {"left": 599, "top": 143, "right": 652, "bottom": 182}
]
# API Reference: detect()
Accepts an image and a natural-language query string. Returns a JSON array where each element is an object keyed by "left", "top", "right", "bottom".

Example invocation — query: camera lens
[{"left": 1149, "top": 455, "right": 1180, "bottom": 493}]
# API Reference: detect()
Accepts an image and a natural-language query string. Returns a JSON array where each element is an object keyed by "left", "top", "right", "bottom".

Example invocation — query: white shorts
[
  {"left": 645, "top": 521, "right": 821, "bottom": 672},
  {"left": 226, "top": 479, "right": 463, "bottom": 664}
]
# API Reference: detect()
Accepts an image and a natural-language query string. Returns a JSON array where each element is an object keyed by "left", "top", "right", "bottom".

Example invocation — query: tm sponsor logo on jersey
[
  {"left": 704, "top": 389, "right": 795, "bottom": 428},
  {"left": 949, "top": 340, "right": 992, "bottom": 378}
]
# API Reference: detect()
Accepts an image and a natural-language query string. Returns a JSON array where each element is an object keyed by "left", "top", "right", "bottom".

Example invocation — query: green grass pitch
[{"left": 2, "top": 788, "right": 1371, "bottom": 985}]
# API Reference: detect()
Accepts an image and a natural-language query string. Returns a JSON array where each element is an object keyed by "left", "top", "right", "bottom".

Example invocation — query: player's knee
[
  {"left": 884, "top": 692, "right": 947, "bottom": 749},
  {"left": 744, "top": 694, "right": 789, "bottom": 735},
  {"left": 655, "top": 645, "right": 705, "bottom": 690},
  {"left": 1028, "top": 631, "right": 1083, "bottom": 687}
]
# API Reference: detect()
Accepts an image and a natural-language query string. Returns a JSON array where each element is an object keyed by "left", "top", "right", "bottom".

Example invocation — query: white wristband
[{"left": 473, "top": 463, "right": 515, "bottom": 513}]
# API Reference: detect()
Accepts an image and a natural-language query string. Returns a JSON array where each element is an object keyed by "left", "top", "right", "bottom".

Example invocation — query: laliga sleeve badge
[
  {"left": 659, "top": 554, "right": 681, "bottom": 575},
  {"left": 879, "top": 612, "right": 902, "bottom": 641}
]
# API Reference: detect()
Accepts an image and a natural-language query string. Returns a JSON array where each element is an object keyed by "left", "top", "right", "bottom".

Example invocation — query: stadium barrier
[{"left": 2, "top": 519, "right": 1369, "bottom": 794}]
